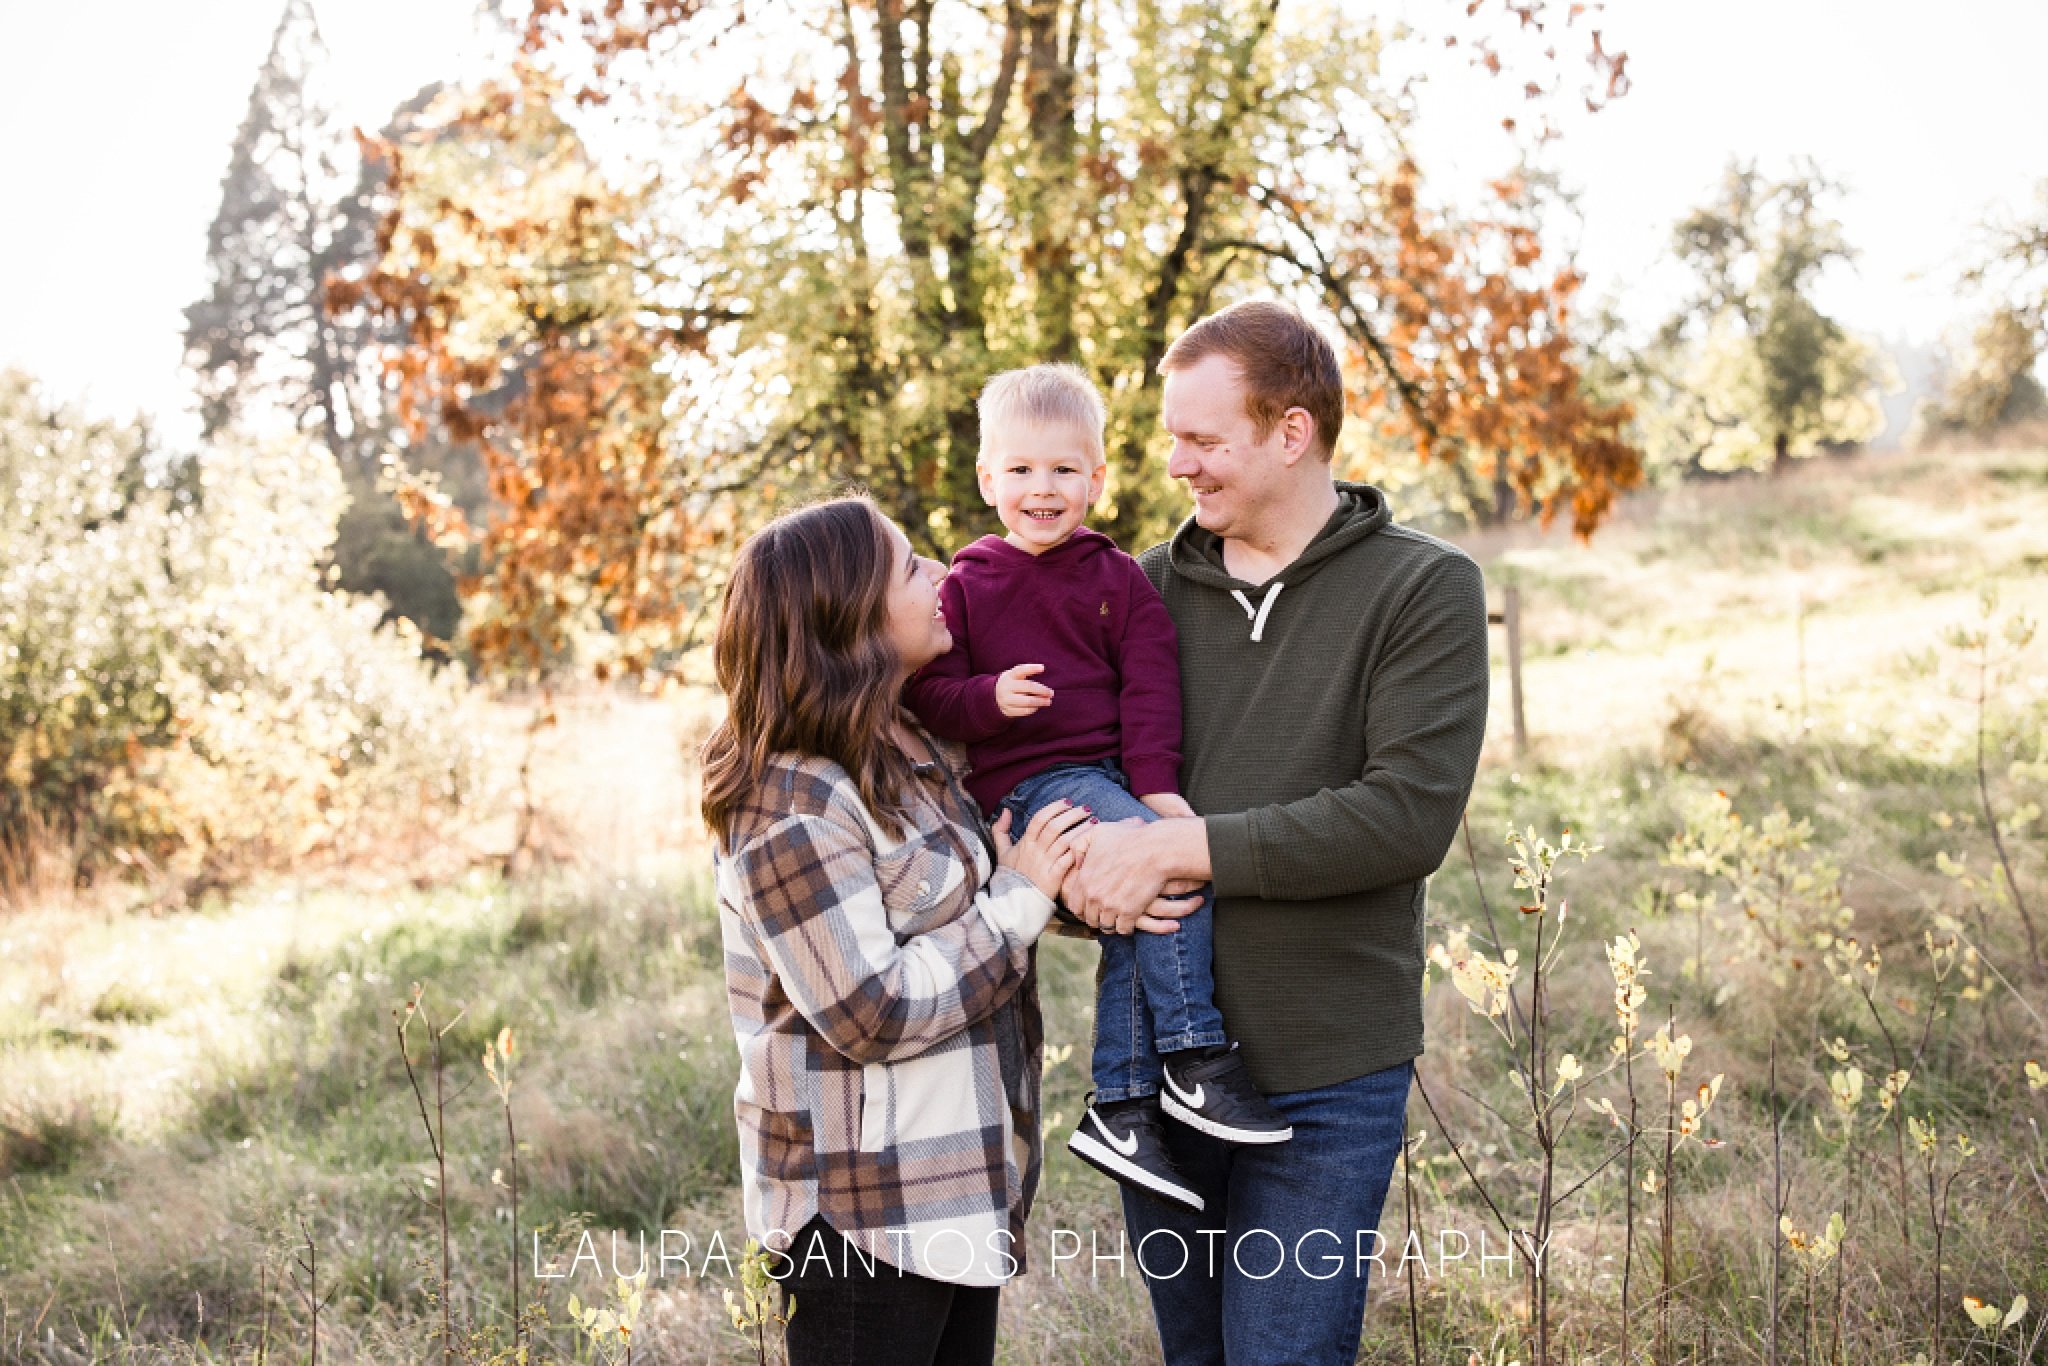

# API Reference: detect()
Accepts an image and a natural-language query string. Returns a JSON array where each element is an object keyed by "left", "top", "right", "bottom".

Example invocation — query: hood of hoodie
[
  {"left": 1163, "top": 482, "right": 1392, "bottom": 643},
  {"left": 1167, "top": 481, "right": 1391, "bottom": 591},
  {"left": 952, "top": 524, "right": 1120, "bottom": 574}
]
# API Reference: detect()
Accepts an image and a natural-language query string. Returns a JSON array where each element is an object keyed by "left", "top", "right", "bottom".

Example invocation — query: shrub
[{"left": 0, "top": 369, "right": 485, "bottom": 898}]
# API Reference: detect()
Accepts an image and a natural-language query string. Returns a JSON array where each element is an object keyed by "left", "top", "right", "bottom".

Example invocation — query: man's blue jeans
[
  {"left": 1119, "top": 1060, "right": 1414, "bottom": 1366},
  {"left": 998, "top": 761, "right": 1228, "bottom": 1102}
]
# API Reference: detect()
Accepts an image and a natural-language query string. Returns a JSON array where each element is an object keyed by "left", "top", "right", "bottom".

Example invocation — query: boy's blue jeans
[{"left": 998, "top": 761, "right": 1227, "bottom": 1102}]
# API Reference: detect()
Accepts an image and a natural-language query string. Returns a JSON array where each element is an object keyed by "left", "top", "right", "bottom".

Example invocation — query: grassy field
[{"left": 3, "top": 445, "right": 2046, "bottom": 1363}]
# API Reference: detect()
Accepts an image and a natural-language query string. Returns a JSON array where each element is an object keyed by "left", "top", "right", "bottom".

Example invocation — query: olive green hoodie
[{"left": 1139, "top": 482, "right": 1490, "bottom": 1093}]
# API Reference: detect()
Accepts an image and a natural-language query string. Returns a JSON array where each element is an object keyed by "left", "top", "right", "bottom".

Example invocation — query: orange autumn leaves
[
  {"left": 331, "top": 74, "right": 724, "bottom": 681},
  {"left": 1346, "top": 163, "right": 1640, "bottom": 538}
]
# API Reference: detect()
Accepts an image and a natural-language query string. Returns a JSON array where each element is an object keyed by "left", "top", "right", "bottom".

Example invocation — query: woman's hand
[{"left": 993, "top": 799, "right": 1094, "bottom": 900}]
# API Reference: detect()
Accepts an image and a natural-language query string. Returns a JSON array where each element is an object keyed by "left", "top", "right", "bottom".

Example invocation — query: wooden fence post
[{"left": 1487, "top": 583, "right": 1529, "bottom": 760}]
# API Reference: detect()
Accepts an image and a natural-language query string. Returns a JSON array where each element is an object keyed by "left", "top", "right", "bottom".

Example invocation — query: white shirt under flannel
[{"left": 715, "top": 723, "right": 1058, "bottom": 1286}]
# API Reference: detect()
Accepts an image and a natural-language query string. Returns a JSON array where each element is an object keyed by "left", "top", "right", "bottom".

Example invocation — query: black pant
[{"left": 771, "top": 1216, "right": 1001, "bottom": 1366}]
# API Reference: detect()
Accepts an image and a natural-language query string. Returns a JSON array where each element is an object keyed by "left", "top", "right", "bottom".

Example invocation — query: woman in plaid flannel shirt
[{"left": 702, "top": 497, "right": 1100, "bottom": 1366}]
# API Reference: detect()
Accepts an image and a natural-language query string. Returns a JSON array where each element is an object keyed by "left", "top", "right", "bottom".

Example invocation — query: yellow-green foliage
[{"left": 0, "top": 370, "right": 485, "bottom": 894}]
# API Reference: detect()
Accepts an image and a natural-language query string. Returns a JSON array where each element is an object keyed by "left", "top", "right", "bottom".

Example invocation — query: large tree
[
  {"left": 184, "top": 0, "right": 382, "bottom": 465},
  {"left": 340, "top": 67, "right": 706, "bottom": 678},
  {"left": 358, "top": 0, "right": 1641, "bottom": 679},
  {"left": 1930, "top": 179, "right": 2048, "bottom": 437},
  {"left": 1965, "top": 179, "right": 2048, "bottom": 342},
  {"left": 188, "top": 9, "right": 472, "bottom": 647},
  {"left": 1920, "top": 307, "right": 2046, "bottom": 437},
  {"left": 1643, "top": 160, "right": 1885, "bottom": 472}
]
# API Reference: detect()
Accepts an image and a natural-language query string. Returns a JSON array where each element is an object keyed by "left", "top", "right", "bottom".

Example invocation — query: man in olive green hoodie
[{"left": 1066, "top": 300, "right": 1490, "bottom": 1365}]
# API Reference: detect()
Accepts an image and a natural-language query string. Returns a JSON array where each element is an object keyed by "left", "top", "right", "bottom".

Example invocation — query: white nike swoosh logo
[
  {"left": 1091, "top": 1111, "right": 1140, "bottom": 1157},
  {"left": 1164, "top": 1073, "right": 1205, "bottom": 1109}
]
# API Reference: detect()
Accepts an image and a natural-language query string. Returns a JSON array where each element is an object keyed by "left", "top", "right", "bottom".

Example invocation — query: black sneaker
[
  {"left": 1067, "top": 1095, "right": 1205, "bottom": 1212},
  {"left": 1159, "top": 1043, "right": 1293, "bottom": 1144}
]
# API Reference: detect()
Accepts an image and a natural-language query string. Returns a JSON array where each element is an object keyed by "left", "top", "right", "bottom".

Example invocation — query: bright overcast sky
[{"left": 2, "top": 0, "right": 2045, "bottom": 445}]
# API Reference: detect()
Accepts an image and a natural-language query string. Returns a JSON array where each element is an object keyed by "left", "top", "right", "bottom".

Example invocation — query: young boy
[{"left": 906, "top": 363, "right": 1290, "bottom": 1214}]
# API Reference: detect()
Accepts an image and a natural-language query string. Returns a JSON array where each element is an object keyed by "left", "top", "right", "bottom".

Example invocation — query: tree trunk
[{"left": 1024, "top": 0, "right": 1079, "bottom": 361}]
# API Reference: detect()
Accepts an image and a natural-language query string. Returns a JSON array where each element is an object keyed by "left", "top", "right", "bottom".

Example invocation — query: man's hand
[
  {"left": 994, "top": 663, "right": 1054, "bottom": 718},
  {"left": 1066, "top": 819, "right": 1205, "bottom": 935},
  {"left": 1139, "top": 792, "right": 1197, "bottom": 820}
]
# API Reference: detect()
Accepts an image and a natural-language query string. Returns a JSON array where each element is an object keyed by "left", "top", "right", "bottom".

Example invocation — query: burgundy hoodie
[{"left": 905, "top": 527, "right": 1183, "bottom": 816}]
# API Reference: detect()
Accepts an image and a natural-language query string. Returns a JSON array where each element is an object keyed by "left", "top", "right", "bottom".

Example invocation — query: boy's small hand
[
  {"left": 994, "top": 663, "right": 1054, "bottom": 718},
  {"left": 1139, "top": 792, "right": 1197, "bottom": 820}
]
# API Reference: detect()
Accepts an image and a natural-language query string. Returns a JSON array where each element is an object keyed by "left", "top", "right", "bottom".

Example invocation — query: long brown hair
[{"left": 700, "top": 497, "right": 923, "bottom": 849}]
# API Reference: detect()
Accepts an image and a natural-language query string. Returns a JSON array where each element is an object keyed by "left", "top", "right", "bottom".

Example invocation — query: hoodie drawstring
[{"left": 1228, "top": 582, "right": 1285, "bottom": 643}]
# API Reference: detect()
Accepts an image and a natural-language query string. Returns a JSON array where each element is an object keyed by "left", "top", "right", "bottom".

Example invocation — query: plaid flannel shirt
[{"left": 715, "top": 720, "right": 1059, "bottom": 1286}]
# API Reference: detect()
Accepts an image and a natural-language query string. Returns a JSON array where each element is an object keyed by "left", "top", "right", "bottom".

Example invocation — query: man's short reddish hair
[{"left": 1160, "top": 299, "right": 1345, "bottom": 460}]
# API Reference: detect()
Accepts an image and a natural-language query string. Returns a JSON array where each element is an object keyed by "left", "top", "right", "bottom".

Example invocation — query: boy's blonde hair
[{"left": 976, "top": 363, "right": 1107, "bottom": 467}]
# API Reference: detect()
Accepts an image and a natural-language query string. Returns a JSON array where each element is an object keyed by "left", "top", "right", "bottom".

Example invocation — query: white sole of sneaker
[
  {"left": 1068, "top": 1129, "right": 1206, "bottom": 1211},
  {"left": 1159, "top": 1093, "right": 1294, "bottom": 1144}
]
